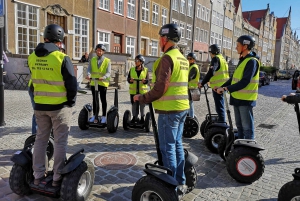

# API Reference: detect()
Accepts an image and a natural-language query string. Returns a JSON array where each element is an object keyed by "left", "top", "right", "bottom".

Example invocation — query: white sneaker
[
  {"left": 101, "top": 116, "right": 106, "bottom": 124},
  {"left": 89, "top": 116, "right": 95, "bottom": 122}
]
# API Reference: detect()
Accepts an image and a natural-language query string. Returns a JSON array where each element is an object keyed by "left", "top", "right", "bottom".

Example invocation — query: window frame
[{"left": 73, "top": 16, "right": 89, "bottom": 60}]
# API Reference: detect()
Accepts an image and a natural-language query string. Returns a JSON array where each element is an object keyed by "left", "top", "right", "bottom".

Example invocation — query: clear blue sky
[{"left": 241, "top": 0, "right": 300, "bottom": 38}]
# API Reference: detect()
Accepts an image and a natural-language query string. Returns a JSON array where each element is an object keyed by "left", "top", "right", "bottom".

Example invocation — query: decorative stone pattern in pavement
[
  {"left": 0, "top": 79, "right": 299, "bottom": 201},
  {"left": 94, "top": 152, "right": 137, "bottom": 170}
]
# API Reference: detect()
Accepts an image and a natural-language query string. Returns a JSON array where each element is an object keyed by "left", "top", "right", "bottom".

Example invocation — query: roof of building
[
  {"left": 276, "top": 17, "right": 288, "bottom": 39},
  {"left": 242, "top": 9, "right": 267, "bottom": 30}
]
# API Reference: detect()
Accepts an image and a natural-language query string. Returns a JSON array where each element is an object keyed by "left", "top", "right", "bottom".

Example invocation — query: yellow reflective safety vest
[
  {"left": 231, "top": 57, "right": 260, "bottom": 101},
  {"left": 28, "top": 51, "right": 67, "bottom": 105},
  {"left": 188, "top": 63, "right": 200, "bottom": 89},
  {"left": 209, "top": 54, "right": 229, "bottom": 88},
  {"left": 152, "top": 49, "right": 189, "bottom": 111},
  {"left": 90, "top": 57, "right": 110, "bottom": 87},
  {"left": 129, "top": 67, "right": 149, "bottom": 95}
]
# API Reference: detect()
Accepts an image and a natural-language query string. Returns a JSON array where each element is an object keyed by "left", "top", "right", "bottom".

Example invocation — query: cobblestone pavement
[{"left": 0, "top": 79, "right": 299, "bottom": 201}]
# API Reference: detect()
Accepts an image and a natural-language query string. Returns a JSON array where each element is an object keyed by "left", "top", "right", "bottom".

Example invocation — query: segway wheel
[
  {"left": 60, "top": 159, "right": 95, "bottom": 201},
  {"left": 204, "top": 127, "right": 226, "bottom": 154},
  {"left": 217, "top": 136, "right": 227, "bottom": 161},
  {"left": 107, "top": 110, "right": 119, "bottom": 133},
  {"left": 183, "top": 117, "right": 199, "bottom": 138},
  {"left": 132, "top": 175, "right": 177, "bottom": 201},
  {"left": 226, "top": 147, "right": 265, "bottom": 183},
  {"left": 200, "top": 119, "right": 209, "bottom": 138},
  {"left": 78, "top": 108, "right": 90, "bottom": 130},
  {"left": 9, "top": 164, "right": 32, "bottom": 196},
  {"left": 185, "top": 165, "right": 197, "bottom": 194},
  {"left": 24, "top": 135, "right": 54, "bottom": 161},
  {"left": 278, "top": 180, "right": 300, "bottom": 201},
  {"left": 123, "top": 110, "right": 131, "bottom": 130},
  {"left": 144, "top": 112, "right": 151, "bottom": 132}
]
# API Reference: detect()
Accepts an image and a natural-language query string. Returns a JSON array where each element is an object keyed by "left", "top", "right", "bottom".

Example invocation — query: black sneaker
[{"left": 140, "top": 116, "right": 145, "bottom": 124}]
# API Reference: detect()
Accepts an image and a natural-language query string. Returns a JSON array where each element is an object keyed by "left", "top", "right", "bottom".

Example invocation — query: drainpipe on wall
[
  {"left": 4, "top": 0, "right": 10, "bottom": 53},
  {"left": 191, "top": 0, "right": 197, "bottom": 51},
  {"left": 93, "top": 0, "right": 97, "bottom": 48},
  {"left": 136, "top": 0, "right": 141, "bottom": 55}
]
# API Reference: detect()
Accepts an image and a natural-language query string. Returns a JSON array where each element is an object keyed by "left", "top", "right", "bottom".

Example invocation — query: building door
[
  {"left": 113, "top": 35, "right": 122, "bottom": 53},
  {"left": 141, "top": 39, "right": 146, "bottom": 55},
  {"left": 47, "top": 13, "right": 67, "bottom": 52}
]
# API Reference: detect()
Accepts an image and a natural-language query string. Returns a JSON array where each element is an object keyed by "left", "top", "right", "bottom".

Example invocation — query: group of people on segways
[{"left": 10, "top": 24, "right": 95, "bottom": 201}]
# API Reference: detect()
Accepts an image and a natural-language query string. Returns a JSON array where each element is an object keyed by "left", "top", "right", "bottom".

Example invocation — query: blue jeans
[
  {"left": 189, "top": 100, "right": 194, "bottom": 118},
  {"left": 28, "top": 87, "right": 37, "bottom": 134},
  {"left": 212, "top": 90, "right": 226, "bottom": 122},
  {"left": 233, "top": 105, "right": 255, "bottom": 140},
  {"left": 157, "top": 110, "right": 188, "bottom": 185}
]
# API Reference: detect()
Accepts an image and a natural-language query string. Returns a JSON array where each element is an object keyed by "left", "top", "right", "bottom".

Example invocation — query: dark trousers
[
  {"left": 212, "top": 90, "right": 226, "bottom": 122},
  {"left": 91, "top": 85, "right": 107, "bottom": 117}
]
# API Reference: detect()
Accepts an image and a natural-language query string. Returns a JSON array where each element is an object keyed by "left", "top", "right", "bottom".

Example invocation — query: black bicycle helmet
[
  {"left": 187, "top": 52, "right": 197, "bottom": 60},
  {"left": 159, "top": 23, "right": 181, "bottom": 42},
  {"left": 135, "top": 54, "right": 145, "bottom": 63},
  {"left": 237, "top": 35, "right": 255, "bottom": 50},
  {"left": 209, "top": 44, "right": 220, "bottom": 54},
  {"left": 95, "top": 44, "right": 106, "bottom": 51},
  {"left": 44, "top": 24, "right": 64, "bottom": 42}
]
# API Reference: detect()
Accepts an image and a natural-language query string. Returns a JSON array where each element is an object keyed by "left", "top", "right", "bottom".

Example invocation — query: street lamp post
[{"left": 0, "top": 0, "right": 5, "bottom": 126}]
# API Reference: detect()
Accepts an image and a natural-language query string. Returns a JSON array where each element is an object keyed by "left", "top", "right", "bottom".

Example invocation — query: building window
[
  {"left": 162, "top": 8, "right": 167, "bottom": 25},
  {"left": 180, "top": 22, "right": 185, "bottom": 38},
  {"left": 113, "top": 35, "right": 122, "bottom": 53},
  {"left": 180, "top": 0, "right": 185, "bottom": 14},
  {"left": 172, "top": 0, "right": 178, "bottom": 11},
  {"left": 99, "top": 0, "right": 109, "bottom": 10},
  {"left": 74, "top": 17, "right": 89, "bottom": 59},
  {"left": 172, "top": 19, "right": 178, "bottom": 25},
  {"left": 187, "top": 0, "right": 192, "bottom": 17},
  {"left": 98, "top": 32, "right": 110, "bottom": 51},
  {"left": 197, "top": 4, "right": 201, "bottom": 18},
  {"left": 114, "top": 0, "right": 123, "bottom": 15},
  {"left": 16, "top": 3, "right": 39, "bottom": 55},
  {"left": 195, "top": 27, "right": 200, "bottom": 41},
  {"left": 186, "top": 24, "right": 192, "bottom": 40},
  {"left": 142, "top": 0, "right": 149, "bottom": 22},
  {"left": 151, "top": 40, "right": 158, "bottom": 56},
  {"left": 127, "top": 0, "right": 135, "bottom": 19},
  {"left": 152, "top": 4, "right": 159, "bottom": 25},
  {"left": 200, "top": 29, "right": 204, "bottom": 42},
  {"left": 126, "top": 37, "right": 135, "bottom": 58}
]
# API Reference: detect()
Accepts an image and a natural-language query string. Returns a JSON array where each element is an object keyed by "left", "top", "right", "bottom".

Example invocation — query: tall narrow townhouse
[
  {"left": 140, "top": 0, "right": 170, "bottom": 57},
  {"left": 210, "top": 0, "right": 226, "bottom": 59},
  {"left": 275, "top": 7, "right": 293, "bottom": 70},
  {"left": 192, "top": 0, "right": 212, "bottom": 62},
  {"left": 97, "top": 0, "right": 138, "bottom": 58},
  {"left": 231, "top": 0, "right": 243, "bottom": 65},
  {"left": 5, "top": 0, "right": 93, "bottom": 60},
  {"left": 242, "top": 4, "right": 276, "bottom": 67},
  {"left": 170, "top": 0, "right": 195, "bottom": 56},
  {"left": 222, "top": 0, "right": 235, "bottom": 62}
]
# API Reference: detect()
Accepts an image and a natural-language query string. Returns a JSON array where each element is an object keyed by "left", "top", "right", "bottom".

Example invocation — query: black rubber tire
[
  {"left": 183, "top": 117, "right": 199, "bottom": 138},
  {"left": 123, "top": 110, "right": 131, "bottom": 130},
  {"left": 24, "top": 135, "right": 54, "bottom": 161},
  {"left": 278, "top": 180, "right": 300, "bottom": 201},
  {"left": 132, "top": 175, "right": 177, "bottom": 201},
  {"left": 78, "top": 108, "right": 89, "bottom": 130},
  {"left": 218, "top": 136, "right": 227, "bottom": 161},
  {"left": 9, "top": 164, "right": 32, "bottom": 196},
  {"left": 144, "top": 112, "right": 151, "bottom": 132},
  {"left": 200, "top": 119, "right": 209, "bottom": 138},
  {"left": 204, "top": 127, "right": 226, "bottom": 154},
  {"left": 107, "top": 110, "right": 119, "bottom": 133},
  {"left": 60, "top": 159, "right": 95, "bottom": 201},
  {"left": 226, "top": 147, "right": 265, "bottom": 183},
  {"left": 185, "top": 165, "right": 197, "bottom": 194}
]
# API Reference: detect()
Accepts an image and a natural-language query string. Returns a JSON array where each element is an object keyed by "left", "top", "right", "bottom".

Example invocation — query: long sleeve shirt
[
  {"left": 201, "top": 56, "right": 221, "bottom": 85},
  {"left": 87, "top": 55, "right": 111, "bottom": 79}
]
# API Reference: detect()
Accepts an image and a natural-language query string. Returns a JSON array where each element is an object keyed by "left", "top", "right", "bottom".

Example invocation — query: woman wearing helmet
[
  {"left": 127, "top": 54, "right": 149, "bottom": 123},
  {"left": 216, "top": 35, "right": 260, "bottom": 140},
  {"left": 86, "top": 44, "right": 111, "bottom": 124}
]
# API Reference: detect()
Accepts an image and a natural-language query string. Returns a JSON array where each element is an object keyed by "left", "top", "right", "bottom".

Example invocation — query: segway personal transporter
[
  {"left": 199, "top": 84, "right": 220, "bottom": 138},
  {"left": 182, "top": 87, "right": 200, "bottom": 138},
  {"left": 132, "top": 103, "right": 198, "bottom": 201},
  {"left": 9, "top": 143, "right": 95, "bottom": 200},
  {"left": 218, "top": 91, "right": 265, "bottom": 183},
  {"left": 278, "top": 98, "right": 300, "bottom": 200},
  {"left": 123, "top": 79, "right": 151, "bottom": 132},
  {"left": 78, "top": 78, "right": 119, "bottom": 133}
]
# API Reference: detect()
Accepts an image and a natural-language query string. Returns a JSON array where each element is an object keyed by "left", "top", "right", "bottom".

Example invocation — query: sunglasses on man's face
[
  {"left": 135, "top": 60, "right": 141, "bottom": 62},
  {"left": 187, "top": 58, "right": 193, "bottom": 60}
]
